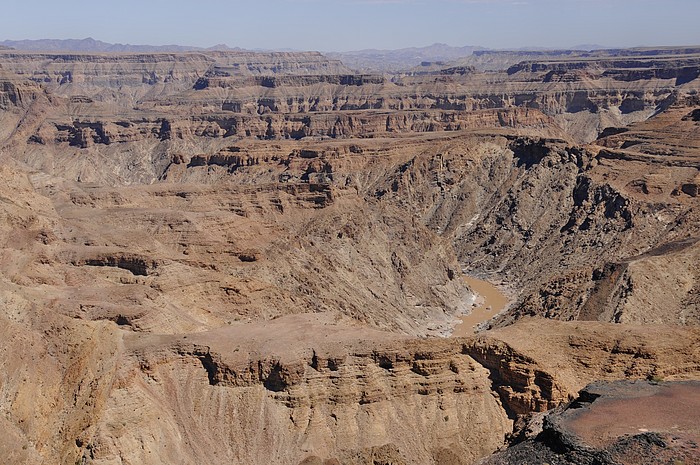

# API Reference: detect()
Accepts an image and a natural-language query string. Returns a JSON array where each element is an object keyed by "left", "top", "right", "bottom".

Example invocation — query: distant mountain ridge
[
  {"left": 327, "top": 43, "right": 487, "bottom": 72},
  {"left": 0, "top": 37, "right": 239, "bottom": 53}
]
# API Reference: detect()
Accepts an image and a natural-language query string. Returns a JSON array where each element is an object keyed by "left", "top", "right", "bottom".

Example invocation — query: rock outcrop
[{"left": 481, "top": 380, "right": 700, "bottom": 465}]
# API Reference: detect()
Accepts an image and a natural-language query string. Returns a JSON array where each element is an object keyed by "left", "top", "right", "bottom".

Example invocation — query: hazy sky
[{"left": 2, "top": 0, "right": 699, "bottom": 51}]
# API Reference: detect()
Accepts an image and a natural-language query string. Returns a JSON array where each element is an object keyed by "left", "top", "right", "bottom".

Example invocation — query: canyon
[{"left": 0, "top": 46, "right": 699, "bottom": 464}]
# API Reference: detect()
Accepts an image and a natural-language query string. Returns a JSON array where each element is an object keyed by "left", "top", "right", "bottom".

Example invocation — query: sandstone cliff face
[
  {"left": 86, "top": 326, "right": 511, "bottom": 465},
  {"left": 3, "top": 47, "right": 697, "bottom": 156},
  {"left": 75, "top": 318, "right": 699, "bottom": 465},
  {"left": 32, "top": 107, "right": 553, "bottom": 157}
]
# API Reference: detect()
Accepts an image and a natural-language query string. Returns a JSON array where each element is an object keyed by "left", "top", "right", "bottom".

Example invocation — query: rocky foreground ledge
[{"left": 481, "top": 380, "right": 700, "bottom": 465}]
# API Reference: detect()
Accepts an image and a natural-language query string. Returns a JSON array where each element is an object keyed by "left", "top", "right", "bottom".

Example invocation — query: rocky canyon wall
[{"left": 0, "top": 47, "right": 698, "bottom": 464}]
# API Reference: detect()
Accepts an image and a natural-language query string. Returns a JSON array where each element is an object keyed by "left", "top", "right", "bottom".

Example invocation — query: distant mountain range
[
  {"left": 327, "top": 43, "right": 488, "bottom": 72},
  {"left": 0, "top": 37, "right": 240, "bottom": 53}
]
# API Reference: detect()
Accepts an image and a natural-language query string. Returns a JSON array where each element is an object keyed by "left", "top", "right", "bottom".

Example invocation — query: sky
[{"left": 2, "top": 0, "right": 699, "bottom": 52}]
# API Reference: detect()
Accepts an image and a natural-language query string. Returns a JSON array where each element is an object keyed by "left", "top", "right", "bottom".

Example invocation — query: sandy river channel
[{"left": 451, "top": 276, "right": 510, "bottom": 336}]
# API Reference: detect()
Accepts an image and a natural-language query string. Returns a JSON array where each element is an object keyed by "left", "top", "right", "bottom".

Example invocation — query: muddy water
[{"left": 452, "top": 276, "right": 509, "bottom": 336}]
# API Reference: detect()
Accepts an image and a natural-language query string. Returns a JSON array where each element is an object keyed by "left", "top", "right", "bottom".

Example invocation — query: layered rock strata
[{"left": 0, "top": 47, "right": 698, "bottom": 465}]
